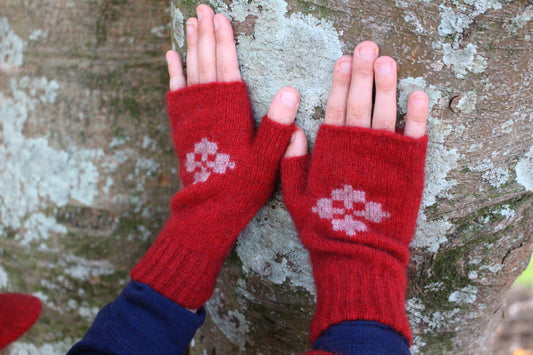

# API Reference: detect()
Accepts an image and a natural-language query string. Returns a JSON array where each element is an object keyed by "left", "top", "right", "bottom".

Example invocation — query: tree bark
[
  {"left": 1, "top": 0, "right": 174, "bottom": 352},
  {"left": 170, "top": 0, "right": 533, "bottom": 354},
  {"left": 0, "top": 0, "right": 531, "bottom": 354}
]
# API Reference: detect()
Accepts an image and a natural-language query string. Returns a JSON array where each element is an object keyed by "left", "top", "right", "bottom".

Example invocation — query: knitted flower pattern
[
  {"left": 312, "top": 184, "right": 390, "bottom": 236},
  {"left": 185, "top": 138, "right": 236, "bottom": 183}
]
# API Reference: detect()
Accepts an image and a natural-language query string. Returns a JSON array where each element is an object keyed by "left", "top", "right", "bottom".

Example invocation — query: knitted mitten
[
  {"left": 281, "top": 125, "right": 427, "bottom": 344},
  {"left": 0, "top": 293, "right": 42, "bottom": 350},
  {"left": 130, "top": 81, "right": 294, "bottom": 309}
]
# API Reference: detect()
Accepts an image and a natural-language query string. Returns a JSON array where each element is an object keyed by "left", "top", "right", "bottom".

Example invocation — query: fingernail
[
  {"left": 290, "top": 132, "right": 296, "bottom": 143},
  {"left": 376, "top": 61, "right": 392, "bottom": 74},
  {"left": 197, "top": 9, "right": 203, "bottom": 20},
  {"left": 166, "top": 55, "right": 171, "bottom": 65},
  {"left": 281, "top": 91, "right": 298, "bottom": 107},
  {"left": 360, "top": 46, "right": 377, "bottom": 58},
  {"left": 214, "top": 16, "right": 220, "bottom": 30},
  {"left": 186, "top": 22, "right": 193, "bottom": 35},
  {"left": 339, "top": 61, "right": 351, "bottom": 74}
]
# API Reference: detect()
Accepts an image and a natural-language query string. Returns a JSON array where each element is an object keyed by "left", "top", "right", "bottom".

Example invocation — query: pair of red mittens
[{"left": 131, "top": 80, "right": 427, "bottom": 348}]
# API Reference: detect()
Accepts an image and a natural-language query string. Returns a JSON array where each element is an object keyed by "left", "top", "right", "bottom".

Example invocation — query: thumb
[
  {"left": 250, "top": 87, "right": 300, "bottom": 170},
  {"left": 281, "top": 127, "right": 309, "bottom": 214}
]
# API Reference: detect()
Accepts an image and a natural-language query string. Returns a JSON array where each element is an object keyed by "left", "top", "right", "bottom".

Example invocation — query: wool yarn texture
[
  {"left": 281, "top": 125, "right": 428, "bottom": 344},
  {"left": 0, "top": 293, "right": 42, "bottom": 350},
  {"left": 131, "top": 81, "right": 294, "bottom": 309}
]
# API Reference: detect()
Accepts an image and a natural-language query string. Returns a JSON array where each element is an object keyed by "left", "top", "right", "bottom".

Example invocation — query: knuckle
[
  {"left": 355, "top": 65, "right": 374, "bottom": 77},
  {"left": 376, "top": 81, "right": 396, "bottom": 92},
  {"left": 373, "top": 118, "right": 394, "bottom": 130},
  {"left": 199, "top": 63, "right": 215, "bottom": 79},
  {"left": 347, "top": 103, "right": 371, "bottom": 121},
  {"left": 333, "top": 70, "right": 351, "bottom": 85},
  {"left": 376, "top": 56, "right": 396, "bottom": 65},
  {"left": 356, "top": 40, "right": 378, "bottom": 49},
  {"left": 409, "top": 114, "right": 428, "bottom": 123},
  {"left": 217, "top": 64, "right": 238, "bottom": 81},
  {"left": 325, "top": 107, "right": 345, "bottom": 124}
]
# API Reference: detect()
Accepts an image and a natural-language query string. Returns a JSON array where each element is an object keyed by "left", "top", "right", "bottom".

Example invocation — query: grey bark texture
[
  {"left": 0, "top": 0, "right": 531, "bottom": 354},
  {"left": 170, "top": 1, "right": 533, "bottom": 354}
]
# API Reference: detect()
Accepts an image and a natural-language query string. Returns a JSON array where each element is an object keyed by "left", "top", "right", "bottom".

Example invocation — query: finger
[
  {"left": 281, "top": 147, "right": 308, "bottom": 210},
  {"left": 346, "top": 41, "right": 379, "bottom": 127},
  {"left": 214, "top": 13, "right": 241, "bottom": 82},
  {"left": 324, "top": 56, "right": 352, "bottom": 126},
  {"left": 185, "top": 17, "right": 199, "bottom": 85},
  {"left": 372, "top": 56, "right": 397, "bottom": 132},
  {"left": 404, "top": 91, "right": 429, "bottom": 138},
  {"left": 284, "top": 126, "right": 308, "bottom": 158},
  {"left": 196, "top": 4, "right": 216, "bottom": 83},
  {"left": 166, "top": 50, "right": 186, "bottom": 91},
  {"left": 267, "top": 87, "right": 300, "bottom": 125}
]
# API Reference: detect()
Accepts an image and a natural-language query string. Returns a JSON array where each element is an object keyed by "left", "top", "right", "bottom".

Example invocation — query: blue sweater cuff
[
  {"left": 313, "top": 321, "right": 411, "bottom": 355},
  {"left": 68, "top": 281, "right": 205, "bottom": 355}
]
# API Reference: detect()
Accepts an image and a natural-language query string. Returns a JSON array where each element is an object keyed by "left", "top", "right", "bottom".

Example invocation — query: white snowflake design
[
  {"left": 184, "top": 138, "right": 236, "bottom": 183},
  {"left": 312, "top": 184, "right": 390, "bottom": 236}
]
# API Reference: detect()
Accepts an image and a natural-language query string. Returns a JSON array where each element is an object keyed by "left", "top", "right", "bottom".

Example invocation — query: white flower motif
[
  {"left": 311, "top": 184, "right": 390, "bottom": 236},
  {"left": 185, "top": 138, "right": 236, "bottom": 183}
]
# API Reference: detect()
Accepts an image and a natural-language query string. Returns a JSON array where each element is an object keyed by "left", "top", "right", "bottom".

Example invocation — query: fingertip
[
  {"left": 166, "top": 50, "right": 185, "bottom": 91},
  {"left": 374, "top": 55, "right": 397, "bottom": 67},
  {"left": 267, "top": 87, "right": 300, "bottom": 125},
  {"left": 166, "top": 49, "right": 176, "bottom": 59},
  {"left": 284, "top": 127, "right": 308, "bottom": 158},
  {"left": 336, "top": 55, "right": 353, "bottom": 74},
  {"left": 213, "top": 13, "right": 230, "bottom": 28},
  {"left": 354, "top": 40, "right": 379, "bottom": 58},
  {"left": 373, "top": 55, "right": 397, "bottom": 79},
  {"left": 186, "top": 17, "right": 198, "bottom": 35},
  {"left": 410, "top": 90, "right": 429, "bottom": 104},
  {"left": 280, "top": 87, "right": 300, "bottom": 109},
  {"left": 196, "top": 4, "right": 215, "bottom": 17},
  {"left": 405, "top": 90, "right": 429, "bottom": 138},
  {"left": 407, "top": 90, "right": 429, "bottom": 120}
]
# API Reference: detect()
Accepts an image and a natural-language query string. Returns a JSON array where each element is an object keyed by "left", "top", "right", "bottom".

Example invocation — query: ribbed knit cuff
[
  {"left": 309, "top": 250, "right": 411, "bottom": 344},
  {"left": 130, "top": 215, "right": 231, "bottom": 309}
]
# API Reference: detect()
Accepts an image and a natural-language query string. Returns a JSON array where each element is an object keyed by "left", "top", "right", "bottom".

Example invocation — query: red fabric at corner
[{"left": 0, "top": 293, "right": 42, "bottom": 350}]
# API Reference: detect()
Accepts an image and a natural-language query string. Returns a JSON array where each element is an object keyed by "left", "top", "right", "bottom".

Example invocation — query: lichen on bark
[
  {"left": 171, "top": 0, "right": 533, "bottom": 354},
  {"left": 0, "top": 0, "right": 531, "bottom": 353}
]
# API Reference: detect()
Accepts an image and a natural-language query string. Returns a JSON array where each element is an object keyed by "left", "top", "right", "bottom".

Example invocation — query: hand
[
  {"left": 131, "top": 5, "right": 301, "bottom": 310},
  {"left": 281, "top": 41, "right": 429, "bottom": 344},
  {"left": 166, "top": 4, "right": 298, "bottom": 126},
  {"left": 284, "top": 40, "right": 428, "bottom": 157}
]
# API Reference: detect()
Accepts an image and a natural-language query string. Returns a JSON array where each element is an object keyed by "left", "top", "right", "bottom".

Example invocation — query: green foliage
[{"left": 515, "top": 253, "right": 533, "bottom": 287}]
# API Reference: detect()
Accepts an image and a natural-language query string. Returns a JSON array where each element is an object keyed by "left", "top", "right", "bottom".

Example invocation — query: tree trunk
[
  {"left": 0, "top": 0, "right": 531, "bottom": 354},
  {"left": 1, "top": 0, "right": 174, "bottom": 352},
  {"left": 169, "top": 0, "right": 533, "bottom": 354}
]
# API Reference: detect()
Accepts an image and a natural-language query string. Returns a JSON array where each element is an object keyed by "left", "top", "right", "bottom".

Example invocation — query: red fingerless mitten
[
  {"left": 281, "top": 125, "right": 427, "bottom": 344},
  {"left": 0, "top": 293, "right": 42, "bottom": 350},
  {"left": 131, "top": 81, "right": 294, "bottom": 309}
]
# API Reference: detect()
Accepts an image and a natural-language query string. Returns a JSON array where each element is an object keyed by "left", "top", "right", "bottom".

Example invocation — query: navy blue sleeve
[
  {"left": 313, "top": 321, "right": 411, "bottom": 355},
  {"left": 68, "top": 281, "right": 205, "bottom": 355}
]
